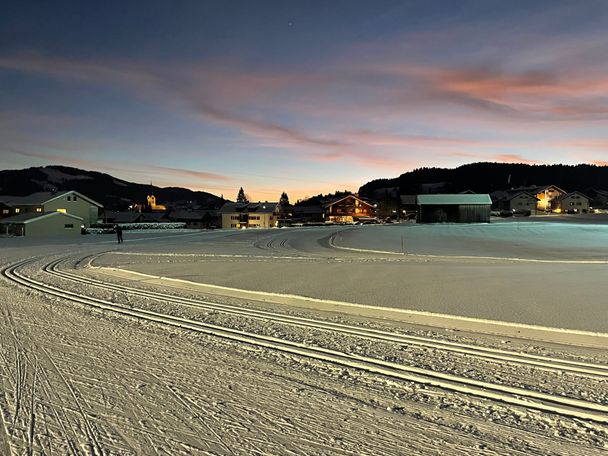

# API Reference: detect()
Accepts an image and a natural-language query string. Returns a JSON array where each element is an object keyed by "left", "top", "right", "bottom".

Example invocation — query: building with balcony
[
  {"left": 323, "top": 195, "right": 376, "bottom": 223},
  {"left": 220, "top": 202, "right": 280, "bottom": 229}
]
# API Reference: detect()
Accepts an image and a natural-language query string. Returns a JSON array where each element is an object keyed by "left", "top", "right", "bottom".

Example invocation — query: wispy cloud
[
  {"left": 5, "top": 148, "right": 231, "bottom": 183},
  {"left": 348, "top": 130, "right": 486, "bottom": 147},
  {"left": 0, "top": 54, "right": 372, "bottom": 163}
]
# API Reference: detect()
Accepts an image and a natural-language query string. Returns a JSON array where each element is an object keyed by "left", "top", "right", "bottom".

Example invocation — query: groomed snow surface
[{"left": 1, "top": 221, "right": 607, "bottom": 455}]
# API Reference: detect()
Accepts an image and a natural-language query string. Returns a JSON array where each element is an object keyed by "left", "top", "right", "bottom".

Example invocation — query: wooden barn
[{"left": 416, "top": 194, "right": 492, "bottom": 223}]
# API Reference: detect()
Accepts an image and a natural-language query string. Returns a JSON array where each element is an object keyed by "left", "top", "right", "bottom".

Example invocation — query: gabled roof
[
  {"left": 0, "top": 190, "right": 103, "bottom": 208},
  {"left": 416, "top": 194, "right": 492, "bottom": 205},
  {"left": 324, "top": 194, "right": 374, "bottom": 209},
  {"left": 503, "top": 191, "right": 539, "bottom": 202},
  {"left": 556, "top": 191, "right": 590, "bottom": 201},
  {"left": 0, "top": 211, "right": 83, "bottom": 224},
  {"left": 515, "top": 184, "right": 567, "bottom": 195},
  {"left": 247, "top": 202, "right": 279, "bottom": 213}
]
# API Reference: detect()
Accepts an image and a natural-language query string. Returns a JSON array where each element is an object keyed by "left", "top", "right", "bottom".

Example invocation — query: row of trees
[{"left": 236, "top": 187, "right": 290, "bottom": 207}]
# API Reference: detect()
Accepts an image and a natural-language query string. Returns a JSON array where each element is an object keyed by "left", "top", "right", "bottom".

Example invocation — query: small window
[
  {"left": 36, "top": 207, "right": 42, "bottom": 213},
  {"left": 2, "top": 209, "right": 8, "bottom": 215},
  {"left": 64, "top": 223, "right": 74, "bottom": 229},
  {"left": 67, "top": 196, "right": 71, "bottom": 201},
  {"left": 73, "top": 196, "right": 77, "bottom": 201},
  {"left": 15, "top": 208, "right": 20, "bottom": 214}
]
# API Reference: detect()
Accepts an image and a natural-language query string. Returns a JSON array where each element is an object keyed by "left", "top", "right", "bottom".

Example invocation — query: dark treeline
[
  {"left": 359, "top": 163, "right": 608, "bottom": 196},
  {"left": 0, "top": 166, "right": 223, "bottom": 210}
]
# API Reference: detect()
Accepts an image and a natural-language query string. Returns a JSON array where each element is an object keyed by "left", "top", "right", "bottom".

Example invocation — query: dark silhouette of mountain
[
  {"left": 0, "top": 165, "right": 223, "bottom": 210},
  {"left": 359, "top": 163, "right": 608, "bottom": 197}
]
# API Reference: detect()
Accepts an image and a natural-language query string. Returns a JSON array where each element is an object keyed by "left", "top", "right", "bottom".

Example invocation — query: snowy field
[{"left": 1, "top": 224, "right": 607, "bottom": 454}]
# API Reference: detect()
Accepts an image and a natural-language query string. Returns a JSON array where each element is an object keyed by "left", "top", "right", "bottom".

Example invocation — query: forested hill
[
  {"left": 358, "top": 163, "right": 608, "bottom": 196},
  {"left": 0, "top": 165, "right": 223, "bottom": 210}
]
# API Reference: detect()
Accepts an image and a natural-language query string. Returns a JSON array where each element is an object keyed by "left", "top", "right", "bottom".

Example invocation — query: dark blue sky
[{"left": 2, "top": 1, "right": 608, "bottom": 200}]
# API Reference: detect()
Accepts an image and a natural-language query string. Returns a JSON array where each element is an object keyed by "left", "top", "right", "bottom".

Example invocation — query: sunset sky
[{"left": 1, "top": 1, "right": 608, "bottom": 201}]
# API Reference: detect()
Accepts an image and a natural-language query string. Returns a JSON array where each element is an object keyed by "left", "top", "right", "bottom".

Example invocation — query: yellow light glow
[
  {"left": 554, "top": 208, "right": 562, "bottom": 213},
  {"left": 57, "top": 208, "right": 67, "bottom": 213}
]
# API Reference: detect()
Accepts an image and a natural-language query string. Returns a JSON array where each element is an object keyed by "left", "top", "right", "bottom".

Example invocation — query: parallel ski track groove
[
  {"left": 49, "top": 257, "right": 608, "bottom": 380},
  {"left": 2, "top": 257, "right": 608, "bottom": 425}
]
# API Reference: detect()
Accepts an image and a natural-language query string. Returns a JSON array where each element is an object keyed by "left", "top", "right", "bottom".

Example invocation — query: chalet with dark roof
[{"left": 324, "top": 195, "right": 375, "bottom": 223}]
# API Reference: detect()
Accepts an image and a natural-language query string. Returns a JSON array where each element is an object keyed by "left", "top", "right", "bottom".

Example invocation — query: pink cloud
[
  {"left": 348, "top": 130, "right": 489, "bottom": 148},
  {"left": 493, "top": 154, "right": 541, "bottom": 165}
]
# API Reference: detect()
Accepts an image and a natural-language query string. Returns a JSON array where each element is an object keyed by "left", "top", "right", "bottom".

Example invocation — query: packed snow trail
[{"left": 3, "top": 257, "right": 608, "bottom": 424}]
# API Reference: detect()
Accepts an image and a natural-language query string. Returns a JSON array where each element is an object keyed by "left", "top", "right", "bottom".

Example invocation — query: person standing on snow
[{"left": 115, "top": 224, "right": 123, "bottom": 244}]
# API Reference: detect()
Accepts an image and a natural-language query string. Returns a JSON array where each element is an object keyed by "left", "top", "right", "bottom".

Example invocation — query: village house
[
  {"left": 552, "top": 191, "right": 590, "bottom": 213},
  {"left": 291, "top": 205, "right": 325, "bottom": 224},
  {"left": 416, "top": 194, "right": 492, "bottom": 223},
  {"left": 169, "top": 210, "right": 217, "bottom": 228},
  {"left": 513, "top": 185, "right": 566, "bottom": 212},
  {"left": 588, "top": 189, "right": 608, "bottom": 210},
  {"left": 0, "top": 190, "right": 103, "bottom": 227},
  {"left": 491, "top": 190, "right": 539, "bottom": 214},
  {"left": 219, "top": 202, "right": 281, "bottom": 229},
  {"left": 0, "top": 211, "right": 84, "bottom": 237},
  {"left": 324, "top": 194, "right": 375, "bottom": 223}
]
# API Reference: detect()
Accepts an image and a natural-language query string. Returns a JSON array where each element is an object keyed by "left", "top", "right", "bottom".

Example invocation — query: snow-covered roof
[
  {"left": 416, "top": 194, "right": 492, "bottom": 205},
  {"left": 219, "top": 202, "right": 279, "bottom": 214},
  {"left": 0, "top": 190, "right": 103, "bottom": 208},
  {"left": 0, "top": 211, "right": 83, "bottom": 224}
]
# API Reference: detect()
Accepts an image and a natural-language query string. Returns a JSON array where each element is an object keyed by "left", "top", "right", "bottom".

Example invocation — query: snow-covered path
[{"left": 1, "top": 226, "right": 607, "bottom": 454}]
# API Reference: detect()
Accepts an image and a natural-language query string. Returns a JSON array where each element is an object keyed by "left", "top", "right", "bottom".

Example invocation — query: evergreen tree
[
  {"left": 279, "top": 191, "right": 290, "bottom": 206},
  {"left": 236, "top": 187, "right": 248, "bottom": 203}
]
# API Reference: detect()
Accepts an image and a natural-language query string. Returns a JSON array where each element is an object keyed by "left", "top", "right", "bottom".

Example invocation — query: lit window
[
  {"left": 57, "top": 209, "right": 67, "bottom": 213},
  {"left": 15, "top": 208, "right": 20, "bottom": 214},
  {"left": 2, "top": 209, "right": 8, "bottom": 214},
  {"left": 36, "top": 207, "right": 42, "bottom": 212}
]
